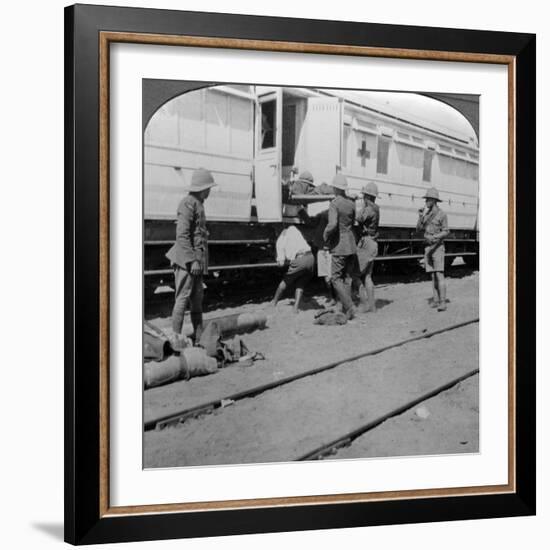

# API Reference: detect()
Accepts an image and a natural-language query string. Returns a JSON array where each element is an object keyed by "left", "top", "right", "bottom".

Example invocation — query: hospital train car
[{"left": 144, "top": 85, "right": 479, "bottom": 295}]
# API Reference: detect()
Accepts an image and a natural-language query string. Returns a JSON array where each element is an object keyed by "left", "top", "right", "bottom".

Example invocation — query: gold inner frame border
[{"left": 98, "top": 31, "right": 517, "bottom": 518}]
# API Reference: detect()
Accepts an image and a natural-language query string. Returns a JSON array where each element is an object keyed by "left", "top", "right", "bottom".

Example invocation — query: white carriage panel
[
  {"left": 144, "top": 145, "right": 253, "bottom": 221},
  {"left": 393, "top": 142, "right": 424, "bottom": 187},
  {"left": 228, "top": 95, "right": 254, "bottom": 157},
  {"left": 205, "top": 89, "right": 230, "bottom": 154},
  {"left": 144, "top": 164, "right": 186, "bottom": 219},
  {"left": 300, "top": 97, "right": 341, "bottom": 184},
  {"left": 377, "top": 183, "right": 426, "bottom": 228},
  {"left": 444, "top": 205, "right": 478, "bottom": 230},
  {"left": 204, "top": 172, "right": 253, "bottom": 221},
  {"left": 175, "top": 89, "right": 206, "bottom": 151},
  {"left": 144, "top": 162, "right": 252, "bottom": 221},
  {"left": 343, "top": 130, "right": 377, "bottom": 187},
  {"left": 434, "top": 154, "right": 463, "bottom": 194},
  {"left": 144, "top": 103, "right": 179, "bottom": 147},
  {"left": 144, "top": 145, "right": 252, "bottom": 172}
]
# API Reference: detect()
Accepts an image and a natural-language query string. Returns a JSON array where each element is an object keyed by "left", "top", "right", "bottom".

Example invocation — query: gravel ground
[
  {"left": 144, "top": 312, "right": 479, "bottom": 467},
  {"left": 145, "top": 271, "right": 479, "bottom": 424},
  {"left": 329, "top": 374, "right": 479, "bottom": 460}
]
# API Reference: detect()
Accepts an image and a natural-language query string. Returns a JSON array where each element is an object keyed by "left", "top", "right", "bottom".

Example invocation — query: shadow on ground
[{"left": 146, "top": 266, "right": 477, "bottom": 319}]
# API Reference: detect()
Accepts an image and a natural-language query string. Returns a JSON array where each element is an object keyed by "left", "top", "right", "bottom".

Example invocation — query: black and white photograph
[{"left": 142, "top": 82, "right": 480, "bottom": 469}]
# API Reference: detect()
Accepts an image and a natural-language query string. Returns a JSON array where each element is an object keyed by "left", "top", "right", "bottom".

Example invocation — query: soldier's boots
[
  {"left": 358, "top": 285, "right": 370, "bottom": 313},
  {"left": 333, "top": 279, "right": 355, "bottom": 319}
]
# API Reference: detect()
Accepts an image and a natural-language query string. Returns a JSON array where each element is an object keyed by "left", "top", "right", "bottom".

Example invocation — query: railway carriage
[{"left": 144, "top": 85, "right": 479, "bottom": 295}]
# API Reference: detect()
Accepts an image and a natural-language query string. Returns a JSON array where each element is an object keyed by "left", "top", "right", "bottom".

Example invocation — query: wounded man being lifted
[{"left": 270, "top": 224, "right": 315, "bottom": 313}]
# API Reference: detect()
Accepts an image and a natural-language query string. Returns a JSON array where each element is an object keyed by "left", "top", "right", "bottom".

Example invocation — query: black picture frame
[{"left": 65, "top": 3, "right": 536, "bottom": 545}]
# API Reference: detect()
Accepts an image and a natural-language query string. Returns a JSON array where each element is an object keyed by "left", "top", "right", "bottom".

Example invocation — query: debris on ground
[{"left": 415, "top": 406, "right": 431, "bottom": 419}]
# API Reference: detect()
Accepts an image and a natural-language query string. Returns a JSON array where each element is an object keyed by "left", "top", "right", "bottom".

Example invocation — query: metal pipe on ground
[{"left": 147, "top": 317, "right": 479, "bottom": 430}]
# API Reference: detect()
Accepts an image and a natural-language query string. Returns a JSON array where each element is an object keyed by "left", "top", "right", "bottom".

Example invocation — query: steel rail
[
  {"left": 144, "top": 253, "right": 477, "bottom": 276},
  {"left": 295, "top": 367, "right": 479, "bottom": 461},
  {"left": 146, "top": 317, "right": 479, "bottom": 431}
]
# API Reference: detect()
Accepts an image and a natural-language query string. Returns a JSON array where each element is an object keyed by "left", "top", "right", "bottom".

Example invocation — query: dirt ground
[
  {"left": 144, "top": 270, "right": 479, "bottom": 468},
  {"left": 330, "top": 374, "right": 479, "bottom": 460},
  {"left": 145, "top": 271, "right": 478, "bottom": 423}
]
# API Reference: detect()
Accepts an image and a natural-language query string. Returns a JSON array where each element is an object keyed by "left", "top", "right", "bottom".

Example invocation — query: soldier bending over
[{"left": 271, "top": 224, "right": 315, "bottom": 313}]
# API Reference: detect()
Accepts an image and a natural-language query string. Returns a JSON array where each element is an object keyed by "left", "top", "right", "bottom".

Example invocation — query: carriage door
[
  {"left": 304, "top": 97, "right": 342, "bottom": 185},
  {"left": 254, "top": 90, "right": 283, "bottom": 222}
]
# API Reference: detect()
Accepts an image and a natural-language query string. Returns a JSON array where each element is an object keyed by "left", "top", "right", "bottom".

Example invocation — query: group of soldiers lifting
[{"left": 165, "top": 167, "right": 450, "bottom": 345}]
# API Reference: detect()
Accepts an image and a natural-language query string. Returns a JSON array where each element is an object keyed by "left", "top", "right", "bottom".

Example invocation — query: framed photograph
[{"left": 65, "top": 3, "right": 536, "bottom": 545}]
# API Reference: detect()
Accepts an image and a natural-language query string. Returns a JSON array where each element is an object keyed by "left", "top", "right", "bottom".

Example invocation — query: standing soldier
[
  {"left": 166, "top": 168, "right": 217, "bottom": 346},
  {"left": 323, "top": 173, "right": 357, "bottom": 320},
  {"left": 356, "top": 182, "right": 380, "bottom": 313},
  {"left": 416, "top": 187, "right": 450, "bottom": 312}
]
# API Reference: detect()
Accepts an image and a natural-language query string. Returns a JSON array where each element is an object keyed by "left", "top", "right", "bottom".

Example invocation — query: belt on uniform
[{"left": 294, "top": 250, "right": 311, "bottom": 258}]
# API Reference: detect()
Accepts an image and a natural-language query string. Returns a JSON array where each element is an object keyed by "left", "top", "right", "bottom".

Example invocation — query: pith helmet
[
  {"left": 189, "top": 168, "right": 217, "bottom": 192},
  {"left": 298, "top": 170, "right": 314, "bottom": 185},
  {"left": 361, "top": 181, "right": 379, "bottom": 197},
  {"left": 331, "top": 173, "right": 348, "bottom": 191},
  {"left": 423, "top": 187, "right": 441, "bottom": 201}
]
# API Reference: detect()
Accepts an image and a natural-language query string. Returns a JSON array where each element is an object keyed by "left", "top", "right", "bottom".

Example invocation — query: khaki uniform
[
  {"left": 323, "top": 195, "right": 358, "bottom": 314},
  {"left": 356, "top": 200, "right": 380, "bottom": 275},
  {"left": 417, "top": 205, "right": 449, "bottom": 273},
  {"left": 165, "top": 194, "right": 209, "bottom": 333}
]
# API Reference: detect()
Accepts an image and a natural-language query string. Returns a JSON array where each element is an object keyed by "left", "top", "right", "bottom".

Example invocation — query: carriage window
[
  {"left": 376, "top": 136, "right": 390, "bottom": 174},
  {"left": 260, "top": 99, "right": 276, "bottom": 149},
  {"left": 423, "top": 149, "right": 435, "bottom": 182}
]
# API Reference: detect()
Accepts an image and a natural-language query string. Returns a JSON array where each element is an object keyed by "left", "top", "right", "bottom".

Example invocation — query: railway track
[
  {"left": 297, "top": 367, "right": 478, "bottom": 461},
  {"left": 144, "top": 318, "right": 479, "bottom": 468},
  {"left": 146, "top": 318, "right": 478, "bottom": 431}
]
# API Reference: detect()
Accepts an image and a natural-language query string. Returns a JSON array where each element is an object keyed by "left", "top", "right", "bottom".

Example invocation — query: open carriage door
[
  {"left": 303, "top": 96, "right": 342, "bottom": 185},
  {"left": 254, "top": 89, "right": 283, "bottom": 222}
]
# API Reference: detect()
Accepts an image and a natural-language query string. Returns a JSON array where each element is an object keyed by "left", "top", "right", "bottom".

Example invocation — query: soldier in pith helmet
[
  {"left": 166, "top": 168, "right": 217, "bottom": 344},
  {"left": 356, "top": 181, "right": 380, "bottom": 313},
  {"left": 290, "top": 170, "right": 315, "bottom": 195},
  {"left": 323, "top": 173, "right": 357, "bottom": 320},
  {"left": 416, "top": 187, "right": 450, "bottom": 312}
]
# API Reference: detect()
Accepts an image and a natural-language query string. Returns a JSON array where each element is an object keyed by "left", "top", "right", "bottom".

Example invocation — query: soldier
[
  {"left": 289, "top": 170, "right": 315, "bottom": 195},
  {"left": 356, "top": 182, "right": 380, "bottom": 313},
  {"left": 323, "top": 173, "right": 357, "bottom": 320},
  {"left": 270, "top": 224, "right": 315, "bottom": 313},
  {"left": 416, "top": 187, "right": 450, "bottom": 312},
  {"left": 165, "top": 168, "right": 217, "bottom": 345}
]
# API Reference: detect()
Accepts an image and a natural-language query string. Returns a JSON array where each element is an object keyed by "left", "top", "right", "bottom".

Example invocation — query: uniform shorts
[
  {"left": 356, "top": 236, "right": 378, "bottom": 275},
  {"left": 331, "top": 254, "right": 360, "bottom": 282},
  {"left": 424, "top": 243, "right": 445, "bottom": 273},
  {"left": 173, "top": 264, "right": 204, "bottom": 313},
  {"left": 283, "top": 251, "right": 315, "bottom": 289}
]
